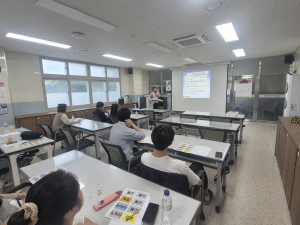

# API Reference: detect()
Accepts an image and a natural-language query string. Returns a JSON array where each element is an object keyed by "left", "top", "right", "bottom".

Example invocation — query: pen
[{"left": 126, "top": 209, "right": 139, "bottom": 221}]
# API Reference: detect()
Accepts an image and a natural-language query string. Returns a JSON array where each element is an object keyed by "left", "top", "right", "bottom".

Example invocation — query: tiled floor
[{"left": 14, "top": 121, "right": 292, "bottom": 225}]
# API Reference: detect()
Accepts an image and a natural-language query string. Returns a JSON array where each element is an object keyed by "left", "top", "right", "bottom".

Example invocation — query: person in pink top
[{"left": 150, "top": 87, "right": 161, "bottom": 109}]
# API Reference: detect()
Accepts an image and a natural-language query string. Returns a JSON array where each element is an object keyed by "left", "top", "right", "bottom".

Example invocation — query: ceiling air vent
[{"left": 172, "top": 33, "right": 210, "bottom": 48}]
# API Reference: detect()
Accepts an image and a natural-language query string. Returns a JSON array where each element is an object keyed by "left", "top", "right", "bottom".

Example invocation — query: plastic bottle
[
  {"left": 135, "top": 111, "right": 138, "bottom": 117},
  {"left": 19, "top": 127, "right": 24, "bottom": 141},
  {"left": 134, "top": 104, "right": 136, "bottom": 109},
  {"left": 3, "top": 122, "right": 8, "bottom": 134},
  {"left": 161, "top": 189, "right": 172, "bottom": 225}
]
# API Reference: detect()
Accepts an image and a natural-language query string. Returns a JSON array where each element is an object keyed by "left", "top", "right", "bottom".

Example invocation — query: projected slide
[{"left": 183, "top": 70, "right": 211, "bottom": 98}]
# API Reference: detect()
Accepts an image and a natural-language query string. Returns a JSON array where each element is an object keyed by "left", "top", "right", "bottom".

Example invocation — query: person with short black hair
[
  {"left": 150, "top": 87, "right": 161, "bottom": 109},
  {"left": 110, "top": 104, "right": 119, "bottom": 117},
  {"left": 3, "top": 170, "right": 96, "bottom": 225},
  {"left": 141, "top": 125, "right": 213, "bottom": 204},
  {"left": 109, "top": 108, "right": 146, "bottom": 168},
  {"left": 52, "top": 104, "right": 81, "bottom": 133},
  {"left": 93, "top": 102, "right": 111, "bottom": 123}
]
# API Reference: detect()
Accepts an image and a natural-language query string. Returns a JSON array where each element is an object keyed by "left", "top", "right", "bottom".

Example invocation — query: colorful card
[
  {"left": 106, "top": 188, "right": 150, "bottom": 224},
  {"left": 175, "top": 143, "right": 212, "bottom": 157},
  {"left": 29, "top": 167, "right": 67, "bottom": 184}
]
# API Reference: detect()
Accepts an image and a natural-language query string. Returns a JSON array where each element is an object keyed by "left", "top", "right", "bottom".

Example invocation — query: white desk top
[
  {"left": 182, "top": 111, "right": 245, "bottom": 119},
  {"left": 20, "top": 151, "right": 200, "bottom": 225},
  {"left": 0, "top": 130, "right": 54, "bottom": 155},
  {"left": 132, "top": 108, "right": 170, "bottom": 113},
  {"left": 140, "top": 129, "right": 230, "bottom": 162},
  {"left": 71, "top": 119, "right": 113, "bottom": 132},
  {"left": 159, "top": 117, "right": 240, "bottom": 131},
  {"left": 130, "top": 114, "right": 149, "bottom": 120}
]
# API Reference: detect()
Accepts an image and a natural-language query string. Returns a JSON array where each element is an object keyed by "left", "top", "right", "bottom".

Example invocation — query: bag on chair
[{"left": 20, "top": 131, "right": 43, "bottom": 140}]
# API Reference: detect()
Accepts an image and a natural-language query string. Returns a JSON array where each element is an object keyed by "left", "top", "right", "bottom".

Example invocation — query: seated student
[
  {"left": 0, "top": 192, "right": 26, "bottom": 223},
  {"left": 109, "top": 108, "right": 146, "bottom": 167},
  {"left": 52, "top": 104, "right": 81, "bottom": 133},
  {"left": 3, "top": 170, "right": 96, "bottom": 225},
  {"left": 141, "top": 125, "right": 213, "bottom": 204},
  {"left": 109, "top": 104, "right": 119, "bottom": 118},
  {"left": 93, "top": 102, "right": 111, "bottom": 123}
]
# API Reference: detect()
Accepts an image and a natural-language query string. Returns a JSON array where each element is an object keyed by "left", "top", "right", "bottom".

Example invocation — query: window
[
  {"left": 44, "top": 79, "right": 70, "bottom": 108},
  {"left": 41, "top": 57, "right": 121, "bottom": 110},
  {"left": 42, "top": 59, "right": 67, "bottom": 75},
  {"left": 92, "top": 81, "right": 107, "bottom": 103}
]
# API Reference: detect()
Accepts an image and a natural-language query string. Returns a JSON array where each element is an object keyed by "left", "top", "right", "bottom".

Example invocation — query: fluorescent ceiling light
[
  {"left": 182, "top": 57, "right": 198, "bottom": 63},
  {"left": 233, "top": 49, "right": 246, "bottom": 57},
  {"left": 216, "top": 23, "right": 239, "bottom": 42},
  {"left": 144, "top": 42, "right": 174, "bottom": 53},
  {"left": 146, "top": 63, "right": 164, "bottom": 68},
  {"left": 102, "top": 54, "right": 132, "bottom": 61},
  {"left": 36, "top": 0, "right": 117, "bottom": 32},
  {"left": 6, "top": 33, "right": 71, "bottom": 49}
]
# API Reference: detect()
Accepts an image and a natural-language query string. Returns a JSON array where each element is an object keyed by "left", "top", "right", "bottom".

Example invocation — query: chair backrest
[
  {"left": 59, "top": 128, "right": 77, "bottom": 150},
  {"left": 211, "top": 117, "right": 232, "bottom": 123},
  {"left": 92, "top": 114, "right": 102, "bottom": 122},
  {"left": 38, "top": 123, "right": 54, "bottom": 139},
  {"left": 133, "top": 163, "right": 190, "bottom": 196},
  {"left": 180, "top": 114, "right": 198, "bottom": 120},
  {"left": 153, "top": 121, "right": 169, "bottom": 128},
  {"left": 143, "top": 110, "right": 156, "bottom": 121},
  {"left": 198, "top": 128, "right": 227, "bottom": 142},
  {"left": 109, "top": 116, "right": 119, "bottom": 124},
  {"left": 100, "top": 141, "right": 128, "bottom": 170}
]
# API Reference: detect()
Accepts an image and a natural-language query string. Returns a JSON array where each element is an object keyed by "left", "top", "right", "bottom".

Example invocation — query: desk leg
[
  {"left": 222, "top": 160, "right": 227, "bottom": 192},
  {"left": 45, "top": 145, "right": 52, "bottom": 159},
  {"left": 239, "top": 119, "right": 243, "bottom": 144},
  {"left": 228, "top": 133, "right": 234, "bottom": 165},
  {"left": 94, "top": 131, "right": 101, "bottom": 159},
  {"left": 216, "top": 161, "right": 222, "bottom": 213},
  {"left": 146, "top": 118, "right": 149, "bottom": 130},
  {"left": 162, "top": 113, "right": 165, "bottom": 119},
  {"left": 235, "top": 132, "right": 238, "bottom": 157},
  {"left": 9, "top": 154, "right": 20, "bottom": 187}
]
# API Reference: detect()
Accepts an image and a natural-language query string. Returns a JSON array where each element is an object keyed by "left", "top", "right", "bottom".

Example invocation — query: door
[{"left": 231, "top": 75, "right": 257, "bottom": 120}]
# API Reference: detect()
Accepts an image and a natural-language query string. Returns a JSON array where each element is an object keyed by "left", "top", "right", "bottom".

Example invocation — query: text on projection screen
[{"left": 183, "top": 70, "right": 211, "bottom": 98}]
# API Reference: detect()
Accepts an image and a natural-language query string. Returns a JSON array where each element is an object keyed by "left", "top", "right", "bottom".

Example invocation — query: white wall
[
  {"left": 172, "top": 63, "right": 228, "bottom": 112},
  {"left": 294, "top": 47, "right": 300, "bottom": 73}
]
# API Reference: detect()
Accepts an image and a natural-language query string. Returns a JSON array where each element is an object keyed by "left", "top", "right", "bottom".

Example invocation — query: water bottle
[
  {"left": 134, "top": 104, "right": 136, "bottom": 109},
  {"left": 3, "top": 122, "right": 8, "bottom": 134},
  {"left": 18, "top": 127, "right": 24, "bottom": 141},
  {"left": 161, "top": 189, "right": 172, "bottom": 225}
]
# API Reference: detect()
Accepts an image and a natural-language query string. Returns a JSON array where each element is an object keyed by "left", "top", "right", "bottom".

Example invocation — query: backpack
[{"left": 20, "top": 131, "right": 43, "bottom": 140}]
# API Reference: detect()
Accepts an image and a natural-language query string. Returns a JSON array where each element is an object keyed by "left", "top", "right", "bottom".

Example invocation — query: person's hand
[
  {"left": 125, "top": 119, "right": 134, "bottom": 127},
  {"left": 18, "top": 193, "right": 26, "bottom": 201},
  {"left": 77, "top": 119, "right": 81, "bottom": 123}
]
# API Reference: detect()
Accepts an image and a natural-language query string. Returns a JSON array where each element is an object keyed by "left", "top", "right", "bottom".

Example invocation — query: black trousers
[
  {"left": 153, "top": 103, "right": 158, "bottom": 109},
  {"left": 189, "top": 162, "right": 208, "bottom": 189}
]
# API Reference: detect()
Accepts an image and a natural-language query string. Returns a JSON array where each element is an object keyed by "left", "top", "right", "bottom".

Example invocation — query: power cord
[{"left": 214, "top": 166, "right": 230, "bottom": 184}]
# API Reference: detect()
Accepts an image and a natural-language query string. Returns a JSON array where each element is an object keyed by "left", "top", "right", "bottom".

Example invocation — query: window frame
[{"left": 40, "top": 56, "right": 121, "bottom": 111}]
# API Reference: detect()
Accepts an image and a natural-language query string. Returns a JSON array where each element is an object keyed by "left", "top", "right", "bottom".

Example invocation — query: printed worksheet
[
  {"left": 175, "top": 143, "right": 211, "bottom": 156},
  {"left": 106, "top": 188, "right": 150, "bottom": 224}
]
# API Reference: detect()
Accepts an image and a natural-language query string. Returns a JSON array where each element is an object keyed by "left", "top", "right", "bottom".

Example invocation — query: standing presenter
[{"left": 150, "top": 87, "right": 161, "bottom": 109}]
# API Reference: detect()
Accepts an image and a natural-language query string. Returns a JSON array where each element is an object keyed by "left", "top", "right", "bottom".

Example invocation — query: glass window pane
[
  {"left": 68, "top": 63, "right": 88, "bottom": 76},
  {"left": 70, "top": 80, "right": 90, "bottom": 106},
  {"left": 108, "top": 82, "right": 120, "bottom": 102},
  {"left": 92, "top": 81, "right": 107, "bottom": 103},
  {"left": 44, "top": 80, "right": 70, "bottom": 108},
  {"left": 42, "top": 59, "right": 67, "bottom": 75},
  {"left": 107, "top": 67, "right": 119, "bottom": 78},
  {"left": 91, "top": 65, "right": 106, "bottom": 77}
]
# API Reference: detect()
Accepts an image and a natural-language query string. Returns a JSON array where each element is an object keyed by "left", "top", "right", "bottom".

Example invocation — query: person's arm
[
  {"left": 61, "top": 114, "right": 81, "bottom": 125},
  {"left": 150, "top": 92, "right": 153, "bottom": 99},
  {"left": 125, "top": 119, "right": 146, "bottom": 138},
  {"left": 0, "top": 193, "right": 26, "bottom": 201},
  {"left": 156, "top": 92, "right": 161, "bottom": 98}
]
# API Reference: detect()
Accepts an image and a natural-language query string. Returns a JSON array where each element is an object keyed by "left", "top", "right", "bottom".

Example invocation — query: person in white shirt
[
  {"left": 150, "top": 87, "right": 161, "bottom": 109},
  {"left": 141, "top": 125, "right": 213, "bottom": 204}
]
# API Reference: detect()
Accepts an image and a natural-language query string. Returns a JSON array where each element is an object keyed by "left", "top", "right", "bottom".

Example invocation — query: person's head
[
  {"left": 153, "top": 87, "right": 157, "bottom": 92},
  {"left": 57, "top": 104, "right": 67, "bottom": 113},
  {"left": 96, "top": 102, "right": 104, "bottom": 109},
  {"left": 117, "top": 108, "right": 131, "bottom": 122},
  {"left": 151, "top": 125, "right": 174, "bottom": 151},
  {"left": 111, "top": 104, "right": 118, "bottom": 115},
  {"left": 8, "top": 170, "right": 83, "bottom": 225}
]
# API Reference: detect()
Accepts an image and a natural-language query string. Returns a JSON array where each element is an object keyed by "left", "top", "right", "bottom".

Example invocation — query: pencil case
[{"left": 93, "top": 191, "right": 122, "bottom": 211}]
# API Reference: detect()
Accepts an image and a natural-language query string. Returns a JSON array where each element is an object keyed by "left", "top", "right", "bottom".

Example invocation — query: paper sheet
[
  {"left": 138, "top": 137, "right": 153, "bottom": 145},
  {"left": 175, "top": 143, "right": 211, "bottom": 157}
]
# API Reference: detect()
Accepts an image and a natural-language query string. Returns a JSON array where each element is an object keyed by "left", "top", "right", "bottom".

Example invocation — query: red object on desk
[{"left": 93, "top": 191, "right": 122, "bottom": 211}]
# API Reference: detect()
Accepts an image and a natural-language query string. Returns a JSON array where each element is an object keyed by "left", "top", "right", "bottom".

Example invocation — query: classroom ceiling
[{"left": 0, "top": 0, "right": 299, "bottom": 70}]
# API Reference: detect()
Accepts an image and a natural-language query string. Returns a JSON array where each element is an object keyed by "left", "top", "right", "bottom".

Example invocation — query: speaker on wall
[
  {"left": 128, "top": 68, "right": 133, "bottom": 74},
  {"left": 284, "top": 55, "right": 294, "bottom": 64}
]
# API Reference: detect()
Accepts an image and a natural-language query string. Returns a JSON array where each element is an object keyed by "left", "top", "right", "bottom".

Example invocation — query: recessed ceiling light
[
  {"left": 102, "top": 54, "right": 132, "bottom": 61},
  {"left": 6, "top": 32, "right": 71, "bottom": 49},
  {"left": 233, "top": 49, "right": 245, "bottom": 57},
  {"left": 216, "top": 23, "right": 239, "bottom": 42},
  {"left": 72, "top": 32, "right": 85, "bottom": 38},
  {"left": 144, "top": 42, "right": 174, "bottom": 53},
  {"left": 76, "top": 48, "right": 89, "bottom": 52},
  {"left": 36, "top": 0, "right": 117, "bottom": 32},
  {"left": 205, "top": 1, "right": 223, "bottom": 11},
  {"left": 146, "top": 63, "right": 164, "bottom": 68},
  {"left": 182, "top": 57, "right": 198, "bottom": 63}
]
